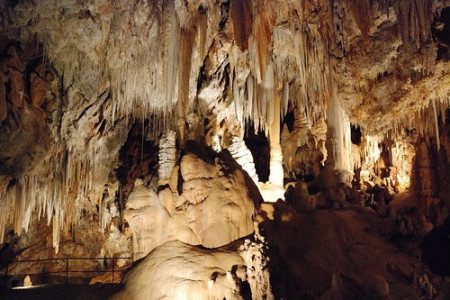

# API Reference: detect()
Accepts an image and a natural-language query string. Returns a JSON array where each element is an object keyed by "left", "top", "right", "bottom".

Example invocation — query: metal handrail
[
  {"left": 0, "top": 256, "right": 133, "bottom": 286},
  {"left": 2, "top": 257, "right": 132, "bottom": 263}
]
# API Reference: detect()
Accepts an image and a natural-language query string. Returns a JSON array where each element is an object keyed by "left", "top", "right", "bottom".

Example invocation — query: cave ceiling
[{"left": 1, "top": 0, "right": 450, "bottom": 246}]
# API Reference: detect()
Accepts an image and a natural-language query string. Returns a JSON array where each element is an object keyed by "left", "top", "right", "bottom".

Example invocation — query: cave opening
[
  {"left": 351, "top": 125, "right": 362, "bottom": 146},
  {"left": 433, "top": 7, "right": 450, "bottom": 60},
  {"left": 421, "top": 216, "right": 450, "bottom": 276},
  {"left": 117, "top": 120, "right": 159, "bottom": 211},
  {"left": 244, "top": 122, "right": 270, "bottom": 183}
]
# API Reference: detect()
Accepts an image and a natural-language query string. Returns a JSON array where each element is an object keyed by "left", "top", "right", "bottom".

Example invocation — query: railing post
[
  {"left": 5, "top": 263, "right": 8, "bottom": 286},
  {"left": 112, "top": 257, "right": 115, "bottom": 283},
  {"left": 66, "top": 258, "right": 69, "bottom": 285}
]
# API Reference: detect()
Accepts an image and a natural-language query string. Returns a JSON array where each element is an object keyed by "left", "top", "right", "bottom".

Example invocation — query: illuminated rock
[
  {"left": 112, "top": 240, "right": 247, "bottom": 300},
  {"left": 124, "top": 142, "right": 260, "bottom": 259}
]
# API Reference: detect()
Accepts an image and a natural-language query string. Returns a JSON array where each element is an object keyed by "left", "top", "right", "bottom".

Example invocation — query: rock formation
[
  {"left": 124, "top": 142, "right": 259, "bottom": 260},
  {"left": 112, "top": 240, "right": 247, "bottom": 300},
  {"left": 1, "top": 0, "right": 450, "bottom": 299}
]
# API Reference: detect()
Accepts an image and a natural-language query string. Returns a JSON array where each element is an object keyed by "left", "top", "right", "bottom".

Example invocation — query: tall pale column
[
  {"left": 268, "top": 92, "right": 284, "bottom": 188},
  {"left": 326, "top": 92, "right": 353, "bottom": 184}
]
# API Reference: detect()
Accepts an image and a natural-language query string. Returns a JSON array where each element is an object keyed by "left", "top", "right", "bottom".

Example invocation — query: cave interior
[{"left": 1, "top": 0, "right": 450, "bottom": 299}]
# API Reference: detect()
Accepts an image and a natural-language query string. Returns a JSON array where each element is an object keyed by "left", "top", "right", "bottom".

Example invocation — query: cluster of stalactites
[
  {"left": 361, "top": 135, "right": 382, "bottom": 167},
  {"left": 353, "top": 94, "right": 450, "bottom": 190},
  {"left": 0, "top": 145, "right": 112, "bottom": 252},
  {"left": 389, "top": 96, "right": 450, "bottom": 152},
  {"left": 230, "top": 0, "right": 332, "bottom": 135},
  {"left": 15, "top": 0, "right": 440, "bottom": 134},
  {"left": 117, "top": 0, "right": 437, "bottom": 131},
  {"left": 110, "top": 0, "right": 183, "bottom": 124},
  {"left": 333, "top": 0, "right": 433, "bottom": 50},
  {"left": 104, "top": 0, "right": 443, "bottom": 146},
  {"left": 105, "top": 0, "right": 336, "bottom": 137}
]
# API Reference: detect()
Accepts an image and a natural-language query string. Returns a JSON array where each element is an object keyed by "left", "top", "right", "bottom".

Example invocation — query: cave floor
[
  {"left": 3, "top": 270, "right": 450, "bottom": 300},
  {"left": 0, "top": 283, "right": 122, "bottom": 300},
  {"left": 3, "top": 205, "right": 450, "bottom": 299}
]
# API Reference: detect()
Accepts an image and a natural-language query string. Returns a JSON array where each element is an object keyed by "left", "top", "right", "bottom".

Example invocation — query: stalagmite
[
  {"left": 124, "top": 179, "right": 186, "bottom": 260},
  {"left": 240, "top": 237, "right": 274, "bottom": 300},
  {"left": 158, "top": 131, "right": 177, "bottom": 186}
]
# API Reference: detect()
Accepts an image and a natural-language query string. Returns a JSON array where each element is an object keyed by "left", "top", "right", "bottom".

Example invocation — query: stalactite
[
  {"left": 352, "top": 0, "right": 373, "bottom": 41},
  {"left": 389, "top": 94, "right": 450, "bottom": 152},
  {"left": 230, "top": 0, "right": 252, "bottom": 51},
  {"left": 253, "top": 8, "right": 274, "bottom": 83},
  {"left": 0, "top": 135, "right": 119, "bottom": 250},
  {"left": 282, "top": 82, "right": 289, "bottom": 118},
  {"left": 440, "top": 101, "right": 447, "bottom": 124},
  {"left": 162, "top": 0, "right": 181, "bottom": 107},
  {"left": 264, "top": 62, "right": 275, "bottom": 128},
  {"left": 245, "top": 74, "right": 254, "bottom": 122},
  {"left": 394, "top": 0, "right": 432, "bottom": 49},
  {"left": 178, "top": 25, "right": 196, "bottom": 140},
  {"left": 235, "top": 85, "right": 245, "bottom": 128},
  {"left": 432, "top": 99, "right": 440, "bottom": 151},
  {"left": 257, "top": 81, "right": 265, "bottom": 132},
  {"left": 198, "top": 9, "right": 208, "bottom": 62}
]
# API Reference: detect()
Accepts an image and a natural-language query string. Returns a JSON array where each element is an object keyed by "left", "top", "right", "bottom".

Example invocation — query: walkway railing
[{"left": 0, "top": 256, "right": 133, "bottom": 287}]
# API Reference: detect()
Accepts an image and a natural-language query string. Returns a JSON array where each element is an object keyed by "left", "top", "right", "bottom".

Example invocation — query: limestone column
[
  {"left": 268, "top": 92, "right": 284, "bottom": 187},
  {"left": 326, "top": 92, "right": 353, "bottom": 184}
]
